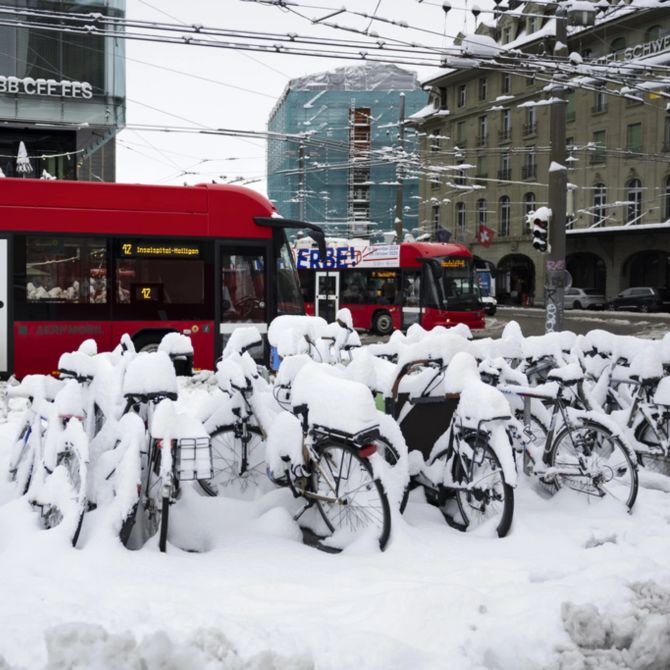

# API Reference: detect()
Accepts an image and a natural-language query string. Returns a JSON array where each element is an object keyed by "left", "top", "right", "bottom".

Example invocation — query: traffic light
[{"left": 530, "top": 207, "right": 551, "bottom": 253}]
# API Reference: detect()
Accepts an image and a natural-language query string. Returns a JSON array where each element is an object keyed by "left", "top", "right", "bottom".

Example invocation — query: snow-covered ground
[{"left": 1, "top": 394, "right": 670, "bottom": 669}]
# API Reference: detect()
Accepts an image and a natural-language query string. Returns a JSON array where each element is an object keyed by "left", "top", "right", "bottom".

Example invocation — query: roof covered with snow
[{"left": 286, "top": 62, "right": 421, "bottom": 92}]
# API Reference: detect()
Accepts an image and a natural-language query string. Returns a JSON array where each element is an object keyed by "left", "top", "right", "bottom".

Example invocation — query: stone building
[{"left": 411, "top": 2, "right": 670, "bottom": 305}]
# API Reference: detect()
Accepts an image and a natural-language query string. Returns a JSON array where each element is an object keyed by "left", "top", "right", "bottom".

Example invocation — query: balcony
[
  {"left": 477, "top": 134, "right": 488, "bottom": 147},
  {"left": 498, "top": 168, "right": 511, "bottom": 180},
  {"left": 498, "top": 128, "right": 511, "bottom": 142},
  {"left": 454, "top": 139, "right": 467, "bottom": 148},
  {"left": 522, "top": 165, "right": 537, "bottom": 180},
  {"left": 522, "top": 122, "right": 537, "bottom": 137}
]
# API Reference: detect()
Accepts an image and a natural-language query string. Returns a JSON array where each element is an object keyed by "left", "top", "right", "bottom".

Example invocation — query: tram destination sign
[
  {"left": 0, "top": 76, "right": 93, "bottom": 99},
  {"left": 120, "top": 242, "right": 200, "bottom": 258}
]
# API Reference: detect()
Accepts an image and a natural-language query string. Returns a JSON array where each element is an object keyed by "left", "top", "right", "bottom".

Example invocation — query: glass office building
[
  {"left": 267, "top": 63, "right": 427, "bottom": 240},
  {"left": 0, "top": 1, "right": 125, "bottom": 181}
]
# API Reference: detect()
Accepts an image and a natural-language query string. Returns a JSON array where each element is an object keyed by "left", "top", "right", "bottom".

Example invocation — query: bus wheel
[
  {"left": 133, "top": 335, "right": 162, "bottom": 354},
  {"left": 372, "top": 311, "right": 393, "bottom": 336}
]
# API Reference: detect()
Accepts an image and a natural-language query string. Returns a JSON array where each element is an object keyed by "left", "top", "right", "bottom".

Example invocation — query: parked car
[
  {"left": 564, "top": 287, "right": 607, "bottom": 310},
  {"left": 608, "top": 287, "right": 670, "bottom": 313},
  {"left": 481, "top": 294, "right": 497, "bottom": 316}
]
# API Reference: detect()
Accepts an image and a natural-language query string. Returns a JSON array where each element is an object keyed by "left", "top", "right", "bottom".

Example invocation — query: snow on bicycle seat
[
  {"left": 9, "top": 374, "right": 62, "bottom": 401},
  {"left": 58, "top": 351, "right": 96, "bottom": 382},
  {"left": 291, "top": 362, "right": 379, "bottom": 436},
  {"left": 123, "top": 351, "right": 178, "bottom": 398},
  {"left": 546, "top": 363, "right": 584, "bottom": 386},
  {"left": 268, "top": 315, "right": 329, "bottom": 358}
]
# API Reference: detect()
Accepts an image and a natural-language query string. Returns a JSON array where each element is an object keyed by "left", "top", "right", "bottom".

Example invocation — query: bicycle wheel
[
  {"left": 548, "top": 420, "right": 638, "bottom": 510},
  {"left": 373, "top": 435, "right": 410, "bottom": 513},
  {"left": 311, "top": 442, "right": 391, "bottom": 551},
  {"left": 140, "top": 440, "right": 169, "bottom": 551},
  {"left": 452, "top": 437, "right": 514, "bottom": 538},
  {"left": 197, "top": 425, "right": 267, "bottom": 497},
  {"left": 39, "top": 446, "right": 87, "bottom": 547},
  {"left": 514, "top": 410, "right": 548, "bottom": 475},
  {"left": 633, "top": 414, "right": 670, "bottom": 477},
  {"left": 9, "top": 423, "right": 34, "bottom": 495}
]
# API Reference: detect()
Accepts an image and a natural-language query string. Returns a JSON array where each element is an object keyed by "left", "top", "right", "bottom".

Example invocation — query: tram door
[
  {"left": 314, "top": 272, "right": 339, "bottom": 323},
  {"left": 0, "top": 238, "right": 8, "bottom": 376}
]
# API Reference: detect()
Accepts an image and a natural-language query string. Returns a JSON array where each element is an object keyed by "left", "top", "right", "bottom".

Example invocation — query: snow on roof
[{"left": 287, "top": 62, "right": 421, "bottom": 92}]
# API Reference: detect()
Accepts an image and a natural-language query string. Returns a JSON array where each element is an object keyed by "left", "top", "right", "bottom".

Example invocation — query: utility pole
[
  {"left": 394, "top": 92, "right": 406, "bottom": 243},
  {"left": 298, "top": 141, "right": 305, "bottom": 222},
  {"left": 545, "top": 6, "right": 568, "bottom": 333}
]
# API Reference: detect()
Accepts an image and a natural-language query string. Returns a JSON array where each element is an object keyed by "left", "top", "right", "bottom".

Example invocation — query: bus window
[
  {"left": 402, "top": 272, "right": 421, "bottom": 308},
  {"left": 26, "top": 237, "right": 107, "bottom": 304},
  {"left": 369, "top": 271, "right": 398, "bottom": 305},
  {"left": 276, "top": 237, "right": 303, "bottom": 315},
  {"left": 114, "top": 239, "right": 208, "bottom": 319},
  {"left": 221, "top": 249, "right": 266, "bottom": 322},
  {"left": 341, "top": 270, "right": 366, "bottom": 304}
]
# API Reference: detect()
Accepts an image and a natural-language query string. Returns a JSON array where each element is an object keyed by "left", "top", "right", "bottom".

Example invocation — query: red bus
[
  {"left": 0, "top": 178, "right": 324, "bottom": 378},
  {"left": 295, "top": 239, "right": 485, "bottom": 335}
]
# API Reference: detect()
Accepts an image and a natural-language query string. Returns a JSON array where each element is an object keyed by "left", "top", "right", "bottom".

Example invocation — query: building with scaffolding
[
  {"left": 267, "top": 62, "right": 427, "bottom": 240},
  {"left": 0, "top": 1, "right": 125, "bottom": 181}
]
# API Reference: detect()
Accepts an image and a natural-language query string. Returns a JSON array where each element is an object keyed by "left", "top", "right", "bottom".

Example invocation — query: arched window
[
  {"left": 523, "top": 192, "right": 536, "bottom": 233},
  {"left": 645, "top": 25, "right": 662, "bottom": 43},
  {"left": 499, "top": 196, "right": 510, "bottom": 236},
  {"left": 611, "top": 37, "right": 626, "bottom": 53},
  {"left": 593, "top": 183, "right": 607, "bottom": 226},
  {"left": 476, "top": 199, "right": 487, "bottom": 225},
  {"left": 664, "top": 176, "right": 670, "bottom": 221},
  {"left": 626, "top": 179, "right": 642, "bottom": 224}
]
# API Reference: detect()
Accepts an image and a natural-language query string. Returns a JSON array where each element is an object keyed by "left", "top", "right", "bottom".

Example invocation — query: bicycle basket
[{"left": 176, "top": 436, "right": 212, "bottom": 481}]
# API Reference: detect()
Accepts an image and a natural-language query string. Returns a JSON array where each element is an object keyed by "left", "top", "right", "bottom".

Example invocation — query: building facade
[
  {"left": 267, "top": 63, "right": 427, "bottom": 240},
  {"left": 413, "top": 2, "right": 670, "bottom": 305},
  {"left": 0, "top": 1, "right": 125, "bottom": 181}
]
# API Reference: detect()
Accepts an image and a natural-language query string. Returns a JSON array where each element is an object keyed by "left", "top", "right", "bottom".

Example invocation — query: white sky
[{"left": 116, "top": 0, "right": 478, "bottom": 197}]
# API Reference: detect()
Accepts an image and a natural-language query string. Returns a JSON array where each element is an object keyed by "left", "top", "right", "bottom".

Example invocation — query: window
[
  {"left": 566, "top": 91, "right": 575, "bottom": 122},
  {"left": 221, "top": 249, "right": 265, "bottom": 322},
  {"left": 341, "top": 271, "right": 398, "bottom": 306},
  {"left": 499, "top": 153, "right": 511, "bottom": 180},
  {"left": 455, "top": 159, "right": 466, "bottom": 186},
  {"left": 26, "top": 237, "right": 107, "bottom": 304},
  {"left": 430, "top": 129, "right": 441, "bottom": 152},
  {"left": 456, "top": 202, "right": 466, "bottom": 236},
  {"left": 664, "top": 176, "right": 670, "bottom": 221},
  {"left": 611, "top": 37, "right": 626, "bottom": 53},
  {"left": 526, "top": 73, "right": 535, "bottom": 87},
  {"left": 501, "top": 109, "right": 511, "bottom": 140},
  {"left": 645, "top": 25, "right": 662, "bottom": 42},
  {"left": 527, "top": 16, "right": 538, "bottom": 33},
  {"left": 593, "top": 89, "right": 607, "bottom": 113},
  {"left": 625, "top": 179, "right": 642, "bottom": 224},
  {"left": 627, "top": 123, "right": 642, "bottom": 152},
  {"left": 476, "top": 156, "right": 487, "bottom": 178},
  {"left": 502, "top": 72, "right": 511, "bottom": 94},
  {"left": 502, "top": 26, "right": 511, "bottom": 44},
  {"left": 592, "top": 130, "right": 606, "bottom": 164},
  {"left": 430, "top": 173, "right": 440, "bottom": 190},
  {"left": 499, "top": 196, "right": 511, "bottom": 236},
  {"left": 593, "top": 183, "right": 607, "bottom": 226},
  {"left": 432, "top": 204, "right": 440, "bottom": 232},
  {"left": 477, "top": 199, "right": 487, "bottom": 225},
  {"left": 456, "top": 120, "right": 466, "bottom": 145},
  {"left": 523, "top": 147, "right": 536, "bottom": 179},
  {"left": 524, "top": 107, "right": 537, "bottom": 135},
  {"left": 457, "top": 84, "right": 467, "bottom": 107},
  {"left": 112, "top": 239, "right": 212, "bottom": 321},
  {"left": 479, "top": 77, "right": 488, "bottom": 101},
  {"left": 478, "top": 115, "right": 488, "bottom": 145},
  {"left": 664, "top": 116, "right": 670, "bottom": 151},
  {"left": 523, "top": 193, "right": 536, "bottom": 233}
]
